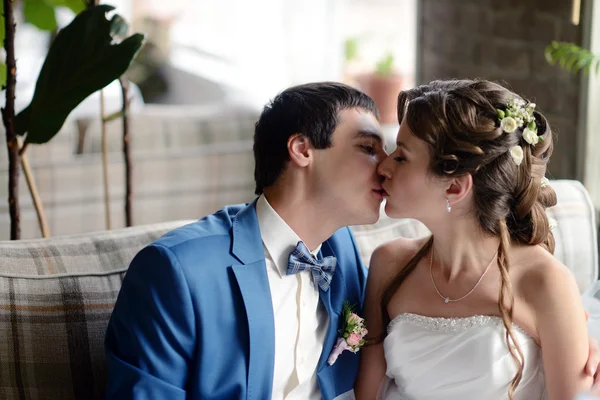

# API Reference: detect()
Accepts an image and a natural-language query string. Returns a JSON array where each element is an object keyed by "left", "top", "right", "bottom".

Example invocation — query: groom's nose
[
  {"left": 375, "top": 147, "right": 387, "bottom": 163},
  {"left": 377, "top": 156, "right": 392, "bottom": 180}
]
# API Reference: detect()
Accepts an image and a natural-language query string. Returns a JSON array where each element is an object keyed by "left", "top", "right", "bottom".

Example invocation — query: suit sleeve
[{"left": 104, "top": 244, "right": 196, "bottom": 399}]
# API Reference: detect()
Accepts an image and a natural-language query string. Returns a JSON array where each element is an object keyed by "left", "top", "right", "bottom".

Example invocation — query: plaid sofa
[
  {"left": 0, "top": 180, "right": 597, "bottom": 399},
  {"left": 0, "top": 221, "right": 186, "bottom": 400}
]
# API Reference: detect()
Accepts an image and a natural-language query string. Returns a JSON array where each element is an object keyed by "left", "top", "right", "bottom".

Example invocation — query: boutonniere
[{"left": 327, "top": 301, "right": 368, "bottom": 365}]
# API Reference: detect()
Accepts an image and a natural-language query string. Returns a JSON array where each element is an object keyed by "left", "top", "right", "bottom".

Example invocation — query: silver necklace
[{"left": 429, "top": 247, "right": 498, "bottom": 304}]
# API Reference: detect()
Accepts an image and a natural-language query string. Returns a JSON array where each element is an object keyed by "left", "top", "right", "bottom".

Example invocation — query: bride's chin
[{"left": 383, "top": 203, "right": 405, "bottom": 219}]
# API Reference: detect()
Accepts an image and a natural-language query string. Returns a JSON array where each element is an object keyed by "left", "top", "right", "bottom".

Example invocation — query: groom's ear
[
  {"left": 445, "top": 173, "right": 473, "bottom": 208},
  {"left": 287, "top": 133, "right": 312, "bottom": 167}
]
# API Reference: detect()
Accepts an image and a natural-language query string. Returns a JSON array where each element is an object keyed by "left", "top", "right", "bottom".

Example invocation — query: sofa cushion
[
  {"left": 547, "top": 180, "right": 599, "bottom": 291},
  {"left": 0, "top": 220, "right": 191, "bottom": 400}
]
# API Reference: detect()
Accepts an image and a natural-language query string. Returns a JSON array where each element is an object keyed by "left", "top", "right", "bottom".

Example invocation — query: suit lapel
[
  {"left": 231, "top": 199, "right": 263, "bottom": 265},
  {"left": 231, "top": 201, "right": 275, "bottom": 400},
  {"left": 317, "top": 241, "right": 345, "bottom": 373}
]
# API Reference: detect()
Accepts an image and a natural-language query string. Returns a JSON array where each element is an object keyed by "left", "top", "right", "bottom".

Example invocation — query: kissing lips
[{"left": 372, "top": 187, "right": 389, "bottom": 198}]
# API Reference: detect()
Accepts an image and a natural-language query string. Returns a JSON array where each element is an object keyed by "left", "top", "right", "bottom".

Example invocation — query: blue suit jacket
[{"left": 105, "top": 201, "right": 368, "bottom": 399}]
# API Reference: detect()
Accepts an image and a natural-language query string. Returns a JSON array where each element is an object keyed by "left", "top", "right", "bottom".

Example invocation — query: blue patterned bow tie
[{"left": 287, "top": 241, "right": 337, "bottom": 291}]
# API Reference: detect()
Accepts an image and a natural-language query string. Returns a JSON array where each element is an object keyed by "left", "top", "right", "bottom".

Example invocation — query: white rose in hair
[
  {"left": 522, "top": 127, "right": 539, "bottom": 145},
  {"left": 510, "top": 145, "right": 524, "bottom": 166},
  {"left": 501, "top": 116, "right": 518, "bottom": 133},
  {"left": 541, "top": 177, "right": 550, "bottom": 188},
  {"left": 548, "top": 217, "right": 558, "bottom": 231}
]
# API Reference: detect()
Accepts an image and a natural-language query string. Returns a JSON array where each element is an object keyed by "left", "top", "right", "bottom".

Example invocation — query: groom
[
  {"left": 105, "top": 81, "right": 600, "bottom": 399},
  {"left": 105, "top": 82, "right": 388, "bottom": 399}
]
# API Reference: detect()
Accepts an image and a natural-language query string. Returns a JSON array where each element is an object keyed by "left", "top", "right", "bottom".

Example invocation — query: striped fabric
[
  {"left": 0, "top": 220, "right": 192, "bottom": 400},
  {"left": 547, "top": 180, "right": 599, "bottom": 291}
]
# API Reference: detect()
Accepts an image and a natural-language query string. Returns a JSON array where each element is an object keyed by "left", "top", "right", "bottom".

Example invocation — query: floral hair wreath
[
  {"left": 498, "top": 100, "right": 556, "bottom": 231},
  {"left": 496, "top": 98, "right": 543, "bottom": 166}
]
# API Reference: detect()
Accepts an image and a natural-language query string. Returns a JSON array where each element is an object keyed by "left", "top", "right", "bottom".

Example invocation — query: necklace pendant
[{"left": 444, "top": 297, "right": 450, "bottom": 304}]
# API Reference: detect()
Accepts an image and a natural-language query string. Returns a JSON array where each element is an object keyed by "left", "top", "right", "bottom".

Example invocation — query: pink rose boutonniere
[{"left": 327, "top": 301, "right": 368, "bottom": 365}]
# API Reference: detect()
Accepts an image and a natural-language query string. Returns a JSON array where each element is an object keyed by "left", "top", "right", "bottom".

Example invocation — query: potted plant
[
  {"left": 2, "top": 3, "right": 145, "bottom": 239},
  {"left": 342, "top": 37, "right": 360, "bottom": 87},
  {"left": 545, "top": 41, "right": 600, "bottom": 74},
  {"left": 356, "top": 52, "right": 404, "bottom": 125}
]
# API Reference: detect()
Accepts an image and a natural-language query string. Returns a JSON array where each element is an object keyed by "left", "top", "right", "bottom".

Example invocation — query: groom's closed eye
[
  {"left": 360, "top": 145, "right": 376, "bottom": 155},
  {"left": 355, "top": 129, "right": 386, "bottom": 152}
]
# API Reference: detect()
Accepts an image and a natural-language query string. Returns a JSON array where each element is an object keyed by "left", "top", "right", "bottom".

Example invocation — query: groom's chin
[
  {"left": 345, "top": 209, "right": 380, "bottom": 228},
  {"left": 358, "top": 207, "right": 382, "bottom": 226},
  {"left": 364, "top": 213, "right": 381, "bottom": 225}
]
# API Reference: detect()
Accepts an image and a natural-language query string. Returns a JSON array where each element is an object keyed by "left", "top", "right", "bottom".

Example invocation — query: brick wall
[{"left": 418, "top": 0, "right": 584, "bottom": 178}]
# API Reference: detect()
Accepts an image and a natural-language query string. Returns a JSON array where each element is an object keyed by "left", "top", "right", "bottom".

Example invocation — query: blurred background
[{"left": 0, "top": 0, "right": 599, "bottom": 241}]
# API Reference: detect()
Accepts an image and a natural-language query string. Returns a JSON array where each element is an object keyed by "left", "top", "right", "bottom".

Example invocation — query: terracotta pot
[{"left": 356, "top": 73, "right": 404, "bottom": 125}]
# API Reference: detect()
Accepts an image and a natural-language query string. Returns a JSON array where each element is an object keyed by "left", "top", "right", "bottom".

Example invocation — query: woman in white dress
[{"left": 354, "top": 79, "right": 593, "bottom": 400}]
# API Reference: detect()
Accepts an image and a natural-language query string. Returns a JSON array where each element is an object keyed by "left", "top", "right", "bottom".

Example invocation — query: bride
[{"left": 354, "top": 79, "right": 594, "bottom": 399}]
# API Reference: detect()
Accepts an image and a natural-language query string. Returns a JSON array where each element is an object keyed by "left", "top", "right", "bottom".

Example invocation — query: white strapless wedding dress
[{"left": 378, "top": 313, "right": 547, "bottom": 400}]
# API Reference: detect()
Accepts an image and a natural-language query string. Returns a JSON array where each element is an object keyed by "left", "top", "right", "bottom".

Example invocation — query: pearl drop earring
[{"left": 446, "top": 199, "right": 451, "bottom": 213}]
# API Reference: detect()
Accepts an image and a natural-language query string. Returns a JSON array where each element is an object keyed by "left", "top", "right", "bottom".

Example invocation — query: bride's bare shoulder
[
  {"left": 516, "top": 245, "right": 580, "bottom": 312},
  {"left": 368, "top": 236, "right": 430, "bottom": 280}
]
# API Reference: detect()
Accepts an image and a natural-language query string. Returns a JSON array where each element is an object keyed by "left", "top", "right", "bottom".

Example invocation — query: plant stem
[
  {"left": 75, "top": 119, "right": 90, "bottom": 154},
  {"left": 89, "top": 0, "right": 113, "bottom": 230},
  {"left": 18, "top": 141, "right": 28, "bottom": 156},
  {"left": 100, "top": 89, "right": 111, "bottom": 230},
  {"left": 19, "top": 141, "right": 50, "bottom": 237},
  {"left": 119, "top": 77, "right": 133, "bottom": 227},
  {"left": 2, "top": 0, "right": 20, "bottom": 239}
]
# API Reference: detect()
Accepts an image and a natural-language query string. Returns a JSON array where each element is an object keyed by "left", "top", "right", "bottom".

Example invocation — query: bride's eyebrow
[{"left": 396, "top": 141, "right": 411, "bottom": 152}]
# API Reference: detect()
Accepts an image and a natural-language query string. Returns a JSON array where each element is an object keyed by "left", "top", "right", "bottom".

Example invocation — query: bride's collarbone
[{"left": 386, "top": 267, "right": 539, "bottom": 340}]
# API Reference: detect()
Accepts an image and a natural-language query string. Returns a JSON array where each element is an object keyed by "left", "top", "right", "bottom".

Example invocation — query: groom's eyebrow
[{"left": 355, "top": 129, "right": 386, "bottom": 151}]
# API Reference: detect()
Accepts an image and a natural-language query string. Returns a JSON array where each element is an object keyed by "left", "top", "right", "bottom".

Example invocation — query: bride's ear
[{"left": 445, "top": 174, "right": 473, "bottom": 209}]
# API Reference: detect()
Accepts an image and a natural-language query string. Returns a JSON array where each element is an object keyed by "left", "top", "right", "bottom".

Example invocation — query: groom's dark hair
[{"left": 253, "top": 82, "right": 379, "bottom": 194}]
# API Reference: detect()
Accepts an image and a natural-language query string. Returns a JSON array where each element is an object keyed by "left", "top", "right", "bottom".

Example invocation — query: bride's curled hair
[{"left": 381, "top": 79, "right": 556, "bottom": 399}]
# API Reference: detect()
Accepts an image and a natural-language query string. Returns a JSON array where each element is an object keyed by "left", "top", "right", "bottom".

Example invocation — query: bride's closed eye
[{"left": 394, "top": 156, "right": 406, "bottom": 163}]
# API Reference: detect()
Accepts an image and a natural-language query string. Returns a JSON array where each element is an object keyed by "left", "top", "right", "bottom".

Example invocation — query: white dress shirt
[{"left": 256, "top": 195, "right": 329, "bottom": 400}]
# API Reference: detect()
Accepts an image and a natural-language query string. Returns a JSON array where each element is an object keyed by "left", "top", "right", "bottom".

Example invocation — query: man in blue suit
[{"left": 105, "top": 82, "right": 389, "bottom": 399}]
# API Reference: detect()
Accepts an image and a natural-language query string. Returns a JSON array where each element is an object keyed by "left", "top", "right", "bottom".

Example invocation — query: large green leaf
[
  {"left": 24, "top": 0, "right": 58, "bottom": 31},
  {"left": 545, "top": 41, "right": 600, "bottom": 75},
  {"left": 15, "top": 5, "right": 145, "bottom": 144}
]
